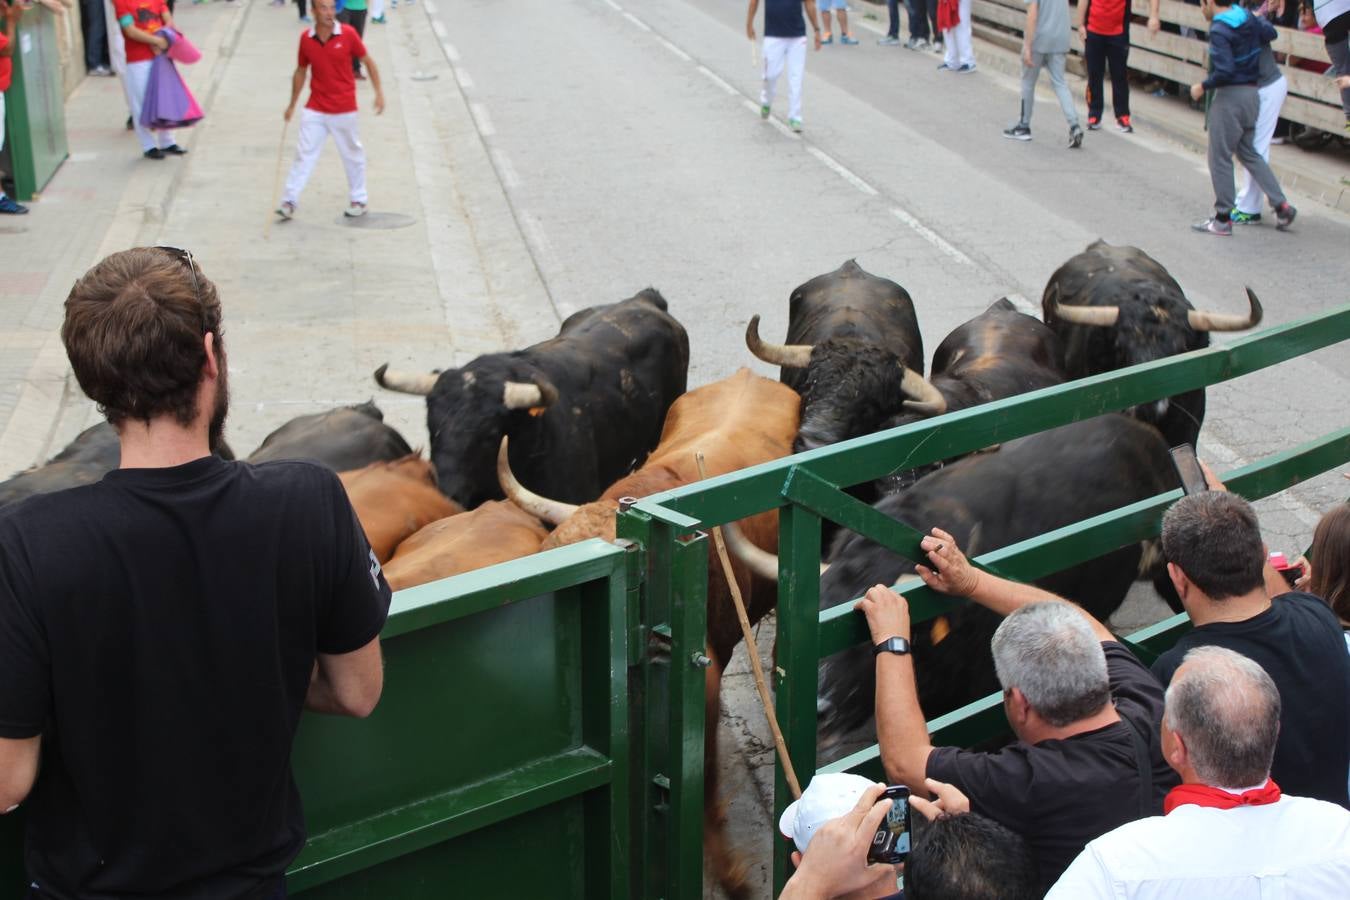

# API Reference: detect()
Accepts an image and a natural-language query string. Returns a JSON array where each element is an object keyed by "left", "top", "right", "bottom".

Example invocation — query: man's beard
[{"left": 208, "top": 367, "right": 230, "bottom": 454}]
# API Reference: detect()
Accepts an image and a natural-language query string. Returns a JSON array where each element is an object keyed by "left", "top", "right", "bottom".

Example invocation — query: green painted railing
[
  {"left": 1, "top": 538, "right": 635, "bottom": 900},
  {"left": 619, "top": 301, "right": 1350, "bottom": 896}
]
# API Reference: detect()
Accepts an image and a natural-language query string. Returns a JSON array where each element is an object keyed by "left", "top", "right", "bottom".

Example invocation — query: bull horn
[
  {"left": 503, "top": 380, "right": 558, "bottom": 410},
  {"left": 745, "top": 315, "right": 813, "bottom": 369},
  {"left": 374, "top": 364, "right": 438, "bottom": 396},
  {"left": 1047, "top": 283, "right": 1119, "bottom": 328},
  {"left": 1187, "top": 287, "right": 1264, "bottom": 332},
  {"left": 496, "top": 437, "right": 577, "bottom": 525},
  {"left": 899, "top": 367, "right": 947, "bottom": 417},
  {"left": 721, "top": 520, "right": 830, "bottom": 581}
]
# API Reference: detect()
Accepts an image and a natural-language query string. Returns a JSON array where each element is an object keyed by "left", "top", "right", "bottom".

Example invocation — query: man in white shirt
[{"left": 1048, "top": 646, "right": 1350, "bottom": 898}]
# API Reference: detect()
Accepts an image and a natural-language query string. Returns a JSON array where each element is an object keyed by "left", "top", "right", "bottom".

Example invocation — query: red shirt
[
  {"left": 0, "top": 33, "right": 11, "bottom": 94},
  {"left": 1085, "top": 0, "right": 1129, "bottom": 36},
  {"left": 298, "top": 23, "right": 367, "bottom": 114},
  {"left": 114, "top": 0, "right": 169, "bottom": 64}
]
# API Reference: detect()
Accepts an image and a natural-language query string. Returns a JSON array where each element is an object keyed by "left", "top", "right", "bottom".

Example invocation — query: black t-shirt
[
  {"left": 927, "top": 642, "right": 1178, "bottom": 895},
  {"left": 1152, "top": 592, "right": 1350, "bottom": 808},
  {"left": 0, "top": 456, "right": 391, "bottom": 899},
  {"left": 764, "top": 0, "right": 807, "bottom": 38}
]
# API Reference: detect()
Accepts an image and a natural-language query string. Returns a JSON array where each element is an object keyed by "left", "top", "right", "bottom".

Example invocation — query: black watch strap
[{"left": 873, "top": 636, "right": 912, "bottom": 656}]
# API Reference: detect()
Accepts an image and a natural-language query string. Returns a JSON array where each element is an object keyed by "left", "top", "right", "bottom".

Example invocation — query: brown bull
[
  {"left": 382, "top": 501, "right": 550, "bottom": 591},
  {"left": 499, "top": 367, "right": 800, "bottom": 899},
  {"left": 339, "top": 455, "right": 462, "bottom": 564}
]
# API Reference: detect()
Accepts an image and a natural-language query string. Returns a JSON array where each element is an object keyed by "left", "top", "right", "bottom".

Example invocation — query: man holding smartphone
[
  {"left": 1153, "top": 479, "right": 1350, "bottom": 807},
  {"left": 858, "top": 531, "right": 1177, "bottom": 893}
]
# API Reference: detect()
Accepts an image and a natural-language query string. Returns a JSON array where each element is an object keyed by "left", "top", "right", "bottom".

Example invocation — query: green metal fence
[
  {"left": 1, "top": 538, "right": 635, "bottom": 899},
  {"left": 618, "top": 302, "right": 1350, "bottom": 896}
]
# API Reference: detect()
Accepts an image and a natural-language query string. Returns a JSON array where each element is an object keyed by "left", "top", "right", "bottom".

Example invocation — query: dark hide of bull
[
  {"left": 1042, "top": 241, "right": 1208, "bottom": 448},
  {"left": 0, "top": 422, "right": 235, "bottom": 508},
  {"left": 874, "top": 299, "right": 1066, "bottom": 493},
  {"left": 815, "top": 415, "right": 1180, "bottom": 747},
  {"left": 247, "top": 401, "right": 413, "bottom": 471},
  {"left": 781, "top": 260, "right": 924, "bottom": 453},
  {"left": 411, "top": 289, "right": 689, "bottom": 509}
]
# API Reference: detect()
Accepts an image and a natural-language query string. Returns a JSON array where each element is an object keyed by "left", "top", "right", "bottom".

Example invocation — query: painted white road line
[
  {"left": 455, "top": 67, "right": 475, "bottom": 89},
  {"left": 890, "top": 207, "right": 974, "bottom": 265},
  {"left": 440, "top": 40, "right": 460, "bottom": 62},
  {"left": 1004, "top": 293, "right": 1039, "bottom": 316},
  {"left": 699, "top": 65, "right": 739, "bottom": 95},
  {"left": 432, "top": 19, "right": 448, "bottom": 39},
  {"left": 470, "top": 102, "right": 496, "bottom": 137},
  {"left": 768, "top": 116, "right": 799, "bottom": 138},
  {"left": 602, "top": 0, "right": 623, "bottom": 10},
  {"left": 422, "top": 0, "right": 437, "bottom": 13},
  {"left": 807, "top": 146, "right": 877, "bottom": 195},
  {"left": 492, "top": 148, "right": 522, "bottom": 190},
  {"left": 623, "top": 11, "right": 652, "bottom": 31},
  {"left": 657, "top": 36, "right": 693, "bottom": 62}
]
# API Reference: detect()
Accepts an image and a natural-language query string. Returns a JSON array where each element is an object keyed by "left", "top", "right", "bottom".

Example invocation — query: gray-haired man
[
  {"left": 1048, "top": 647, "right": 1350, "bottom": 896},
  {"left": 857, "top": 527, "right": 1177, "bottom": 894}
]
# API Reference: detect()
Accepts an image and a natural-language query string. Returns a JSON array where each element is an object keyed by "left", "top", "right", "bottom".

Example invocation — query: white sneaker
[
  {"left": 276, "top": 201, "right": 295, "bottom": 220},
  {"left": 344, "top": 202, "right": 368, "bottom": 218}
]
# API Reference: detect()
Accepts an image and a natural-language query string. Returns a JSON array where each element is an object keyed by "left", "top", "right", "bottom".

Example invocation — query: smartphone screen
[
  {"left": 1169, "top": 444, "right": 1208, "bottom": 496},
  {"left": 867, "top": 786, "right": 912, "bottom": 864}
]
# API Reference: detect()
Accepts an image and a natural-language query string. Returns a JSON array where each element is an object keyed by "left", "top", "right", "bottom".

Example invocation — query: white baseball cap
[{"left": 778, "top": 773, "right": 882, "bottom": 853}]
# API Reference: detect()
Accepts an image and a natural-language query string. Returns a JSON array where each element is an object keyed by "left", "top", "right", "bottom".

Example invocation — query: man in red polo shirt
[{"left": 278, "top": 0, "right": 384, "bottom": 220}]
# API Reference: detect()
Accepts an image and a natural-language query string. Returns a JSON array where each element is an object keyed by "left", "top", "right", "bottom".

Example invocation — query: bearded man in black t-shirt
[
  {"left": 1154, "top": 482, "right": 1350, "bottom": 809},
  {"left": 0, "top": 248, "right": 391, "bottom": 899},
  {"left": 856, "top": 528, "right": 1178, "bottom": 894}
]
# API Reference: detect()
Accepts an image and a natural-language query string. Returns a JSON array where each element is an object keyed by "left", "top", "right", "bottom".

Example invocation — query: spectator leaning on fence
[
  {"left": 1076, "top": 0, "right": 1160, "bottom": 131},
  {"left": 1003, "top": 0, "right": 1085, "bottom": 147},
  {"left": 1048, "top": 646, "right": 1350, "bottom": 897},
  {"left": 1153, "top": 476, "right": 1350, "bottom": 807},
  {"left": 1312, "top": 0, "right": 1350, "bottom": 131},
  {"left": 1189, "top": 0, "right": 1297, "bottom": 235},
  {"left": 855, "top": 528, "right": 1178, "bottom": 895}
]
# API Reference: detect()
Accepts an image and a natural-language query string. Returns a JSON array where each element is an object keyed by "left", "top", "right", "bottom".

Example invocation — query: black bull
[
  {"left": 246, "top": 401, "right": 413, "bottom": 472},
  {"left": 815, "top": 414, "right": 1180, "bottom": 745},
  {"left": 1043, "top": 240, "right": 1262, "bottom": 449},
  {"left": 745, "top": 259, "right": 930, "bottom": 454},
  {"left": 374, "top": 289, "right": 690, "bottom": 509}
]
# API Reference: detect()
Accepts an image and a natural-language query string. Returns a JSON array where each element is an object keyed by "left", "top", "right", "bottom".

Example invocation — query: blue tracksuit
[{"left": 1202, "top": 5, "right": 1278, "bottom": 90}]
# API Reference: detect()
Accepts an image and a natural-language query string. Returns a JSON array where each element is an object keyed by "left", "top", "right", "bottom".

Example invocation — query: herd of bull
[{"left": 0, "top": 240, "right": 1265, "bottom": 898}]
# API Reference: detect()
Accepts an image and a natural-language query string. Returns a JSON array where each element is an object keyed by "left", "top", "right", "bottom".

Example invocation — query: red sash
[{"left": 1163, "top": 779, "right": 1282, "bottom": 815}]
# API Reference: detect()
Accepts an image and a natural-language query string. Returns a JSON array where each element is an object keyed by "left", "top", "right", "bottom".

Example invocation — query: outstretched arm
[{"left": 856, "top": 585, "right": 936, "bottom": 793}]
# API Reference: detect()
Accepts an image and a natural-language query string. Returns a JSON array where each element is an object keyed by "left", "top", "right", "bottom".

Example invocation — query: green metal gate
[{"left": 618, "top": 302, "right": 1350, "bottom": 896}]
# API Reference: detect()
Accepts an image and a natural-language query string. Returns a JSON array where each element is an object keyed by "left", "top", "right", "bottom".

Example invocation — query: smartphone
[
  {"left": 1170, "top": 444, "right": 1209, "bottom": 496},
  {"left": 866, "top": 785, "right": 912, "bottom": 865}
]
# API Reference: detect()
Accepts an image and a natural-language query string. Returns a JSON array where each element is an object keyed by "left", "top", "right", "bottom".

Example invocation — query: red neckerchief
[{"left": 1163, "top": 779, "right": 1282, "bottom": 815}]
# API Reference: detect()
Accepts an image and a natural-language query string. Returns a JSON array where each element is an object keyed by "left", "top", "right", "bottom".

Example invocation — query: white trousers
[
  {"left": 371, "top": 0, "right": 385, "bottom": 17},
  {"left": 125, "top": 59, "right": 176, "bottom": 152},
  {"left": 283, "top": 107, "right": 368, "bottom": 206},
  {"left": 1236, "top": 76, "right": 1287, "bottom": 215},
  {"left": 104, "top": 0, "right": 136, "bottom": 115},
  {"left": 943, "top": 0, "right": 975, "bottom": 67},
  {"left": 761, "top": 36, "right": 807, "bottom": 122}
]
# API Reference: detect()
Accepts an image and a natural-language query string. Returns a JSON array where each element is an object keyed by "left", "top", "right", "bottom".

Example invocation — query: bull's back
[{"left": 384, "top": 501, "right": 547, "bottom": 590}]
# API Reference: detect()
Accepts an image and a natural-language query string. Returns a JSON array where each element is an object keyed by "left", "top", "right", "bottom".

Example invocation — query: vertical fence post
[
  {"left": 617, "top": 507, "right": 709, "bottom": 900},
  {"left": 772, "top": 500, "right": 822, "bottom": 895}
]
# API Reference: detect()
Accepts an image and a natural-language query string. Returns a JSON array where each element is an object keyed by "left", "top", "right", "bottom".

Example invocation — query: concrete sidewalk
[
  {"left": 0, "top": 0, "right": 556, "bottom": 476},
  {"left": 855, "top": 0, "right": 1350, "bottom": 212}
]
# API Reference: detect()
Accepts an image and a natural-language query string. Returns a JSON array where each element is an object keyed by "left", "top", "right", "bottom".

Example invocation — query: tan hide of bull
[
  {"left": 382, "top": 501, "right": 550, "bottom": 591},
  {"left": 338, "top": 455, "right": 462, "bottom": 564}
]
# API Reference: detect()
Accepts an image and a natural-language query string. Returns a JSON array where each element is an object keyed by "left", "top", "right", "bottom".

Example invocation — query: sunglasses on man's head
[{"left": 157, "top": 245, "right": 209, "bottom": 336}]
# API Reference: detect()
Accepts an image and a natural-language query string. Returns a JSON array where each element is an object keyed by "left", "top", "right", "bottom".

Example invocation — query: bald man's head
[{"left": 1164, "top": 646, "right": 1280, "bottom": 787}]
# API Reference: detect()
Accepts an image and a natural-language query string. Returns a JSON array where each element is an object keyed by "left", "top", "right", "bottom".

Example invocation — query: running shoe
[
  {"left": 840, "top": 34, "right": 859, "bottom": 44},
  {"left": 1087, "top": 116, "right": 1101, "bottom": 130},
  {"left": 905, "top": 36, "right": 927, "bottom": 49},
  {"left": 936, "top": 62, "right": 953, "bottom": 70},
  {"left": 1191, "top": 217, "right": 1232, "bottom": 236},
  {"left": 143, "top": 148, "right": 165, "bottom": 160},
  {"left": 1116, "top": 115, "right": 1133, "bottom": 133},
  {"left": 931, "top": 39, "right": 944, "bottom": 52},
  {"left": 789, "top": 118, "right": 803, "bottom": 133},
  {"left": 1275, "top": 202, "right": 1297, "bottom": 231},
  {"left": 1230, "top": 211, "right": 1261, "bottom": 225},
  {"left": 1002, "top": 123, "right": 1032, "bottom": 141},
  {"left": 761, "top": 104, "right": 771, "bottom": 119},
  {"left": 879, "top": 35, "right": 900, "bottom": 45},
  {"left": 0, "top": 195, "right": 29, "bottom": 215},
  {"left": 345, "top": 202, "right": 368, "bottom": 218},
  {"left": 162, "top": 144, "right": 188, "bottom": 155},
  {"left": 277, "top": 201, "right": 295, "bottom": 220},
  {"left": 1069, "top": 124, "right": 1084, "bottom": 148},
  {"left": 955, "top": 63, "right": 977, "bottom": 73},
  {"left": 821, "top": 33, "right": 833, "bottom": 44},
  {"left": 371, "top": 13, "right": 386, "bottom": 22}
]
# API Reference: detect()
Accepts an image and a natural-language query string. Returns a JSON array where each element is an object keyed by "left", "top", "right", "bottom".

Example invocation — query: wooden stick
[
  {"left": 264, "top": 119, "right": 290, "bottom": 240},
  {"left": 696, "top": 451, "right": 803, "bottom": 800}
]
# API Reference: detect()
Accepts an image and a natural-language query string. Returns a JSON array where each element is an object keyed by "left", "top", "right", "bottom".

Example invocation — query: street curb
[
  {"left": 857, "top": 0, "right": 1350, "bottom": 213},
  {"left": 142, "top": 0, "right": 256, "bottom": 228}
]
